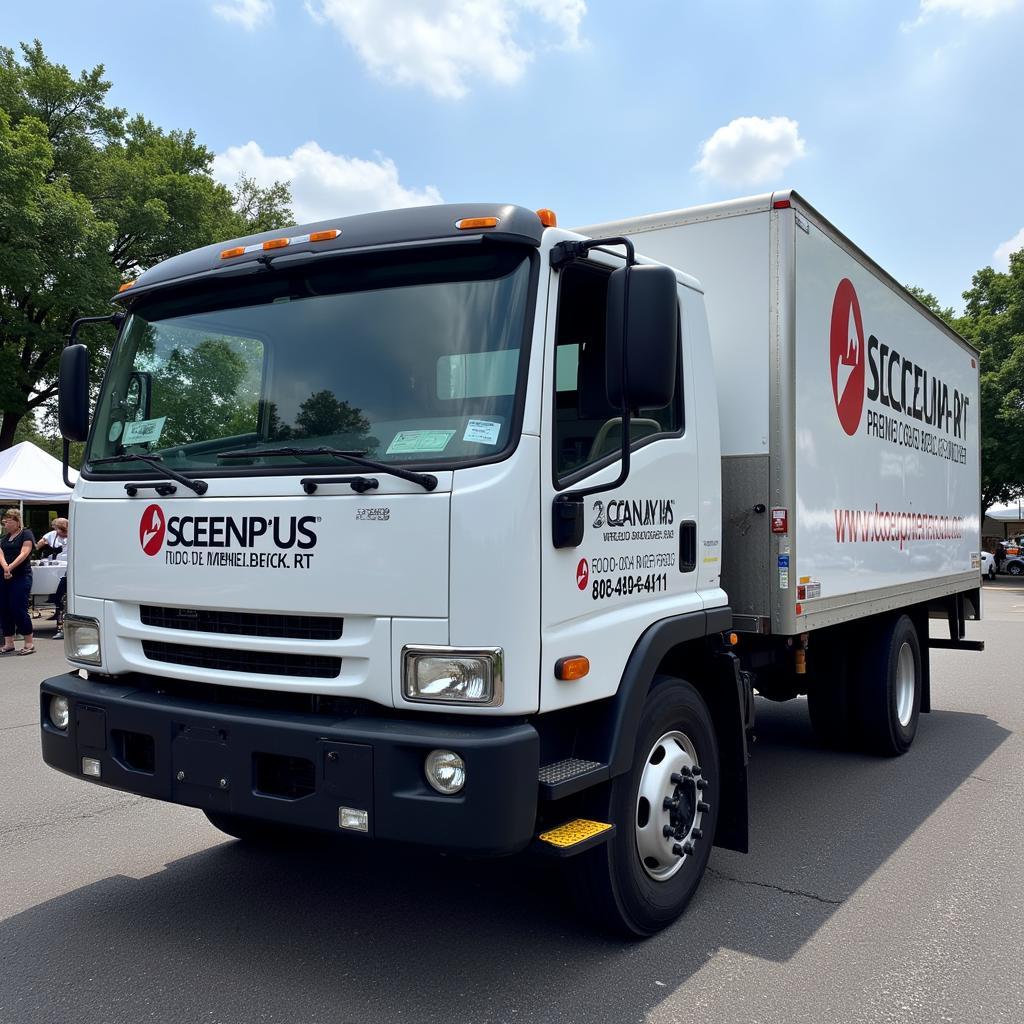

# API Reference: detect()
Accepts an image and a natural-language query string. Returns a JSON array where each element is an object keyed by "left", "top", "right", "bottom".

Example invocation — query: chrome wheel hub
[{"left": 635, "top": 730, "right": 709, "bottom": 881}]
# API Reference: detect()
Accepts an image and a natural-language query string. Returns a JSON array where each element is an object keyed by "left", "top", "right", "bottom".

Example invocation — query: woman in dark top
[{"left": 0, "top": 508, "right": 35, "bottom": 655}]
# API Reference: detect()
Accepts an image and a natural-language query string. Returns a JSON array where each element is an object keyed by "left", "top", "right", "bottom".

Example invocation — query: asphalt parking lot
[{"left": 1, "top": 584, "right": 1022, "bottom": 1024}]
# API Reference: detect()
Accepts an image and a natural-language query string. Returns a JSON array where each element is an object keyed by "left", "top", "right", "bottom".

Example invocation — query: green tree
[
  {"left": 0, "top": 41, "right": 293, "bottom": 451},
  {"left": 956, "top": 255, "right": 1024, "bottom": 513}
]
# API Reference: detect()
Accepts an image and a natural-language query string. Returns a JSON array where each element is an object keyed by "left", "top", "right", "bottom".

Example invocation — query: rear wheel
[
  {"left": 852, "top": 614, "right": 922, "bottom": 756},
  {"left": 1008, "top": 561, "right": 1023, "bottom": 577},
  {"left": 568, "top": 677, "right": 719, "bottom": 937}
]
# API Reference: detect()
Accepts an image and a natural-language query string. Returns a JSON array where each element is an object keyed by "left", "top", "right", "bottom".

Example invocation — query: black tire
[
  {"left": 203, "top": 810, "right": 292, "bottom": 843},
  {"left": 567, "top": 677, "right": 719, "bottom": 937},
  {"left": 806, "top": 633, "right": 854, "bottom": 748},
  {"left": 1008, "top": 561, "right": 1024, "bottom": 577},
  {"left": 852, "top": 614, "right": 922, "bottom": 756}
]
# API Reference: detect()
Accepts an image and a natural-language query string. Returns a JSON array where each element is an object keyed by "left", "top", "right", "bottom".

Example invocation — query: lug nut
[
  {"left": 663, "top": 825, "right": 675, "bottom": 838},
  {"left": 692, "top": 764, "right": 702, "bottom": 776},
  {"left": 682, "top": 841, "right": 694, "bottom": 855},
  {"left": 697, "top": 801, "right": 710, "bottom": 813},
  {"left": 663, "top": 797, "right": 679, "bottom": 811},
  {"left": 672, "top": 844, "right": 684, "bottom": 857},
  {"left": 692, "top": 828, "right": 703, "bottom": 840},
  {"left": 696, "top": 778, "right": 709, "bottom": 791}
]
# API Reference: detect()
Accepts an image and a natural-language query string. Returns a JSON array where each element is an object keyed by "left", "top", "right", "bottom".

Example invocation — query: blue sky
[{"left": 3, "top": 0, "right": 1023, "bottom": 313}]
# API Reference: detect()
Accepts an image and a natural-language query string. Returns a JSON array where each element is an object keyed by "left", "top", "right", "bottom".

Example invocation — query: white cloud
[
  {"left": 905, "top": 0, "right": 1020, "bottom": 29},
  {"left": 213, "top": 141, "right": 444, "bottom": 224},
  {"left": 693, "top": 116, "right": 807, "bottom": 187},
  {"left": 305, "top": 0, "right": 586, "bottom": 99},
  {"left": 212, "top": 0, "right": 274, "bottom": 31},
  {"left": 993, "top": 228, "right": 1024, "bottom": 270}
]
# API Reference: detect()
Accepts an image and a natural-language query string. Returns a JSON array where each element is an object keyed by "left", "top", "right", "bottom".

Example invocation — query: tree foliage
[
  {"left": 0, "top": 41, "right": 293, "bottom": 450},
  {"left": 955, "top": 255, "right": 1024, "bottom": 513}
]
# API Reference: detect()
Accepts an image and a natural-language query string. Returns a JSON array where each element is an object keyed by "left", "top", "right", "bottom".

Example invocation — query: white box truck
[{"left": 42, "top": 190, "right": 981, "bottom": 935}]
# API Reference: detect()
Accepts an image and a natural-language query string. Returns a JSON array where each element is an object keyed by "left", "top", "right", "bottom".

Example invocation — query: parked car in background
[{"left": 981, "top": 552, "right": 996, "bottom": 580}]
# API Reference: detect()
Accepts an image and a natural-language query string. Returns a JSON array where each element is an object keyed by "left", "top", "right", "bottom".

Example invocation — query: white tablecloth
[{"left": 29, "top": 561, "right": 66, "bottom": 599}]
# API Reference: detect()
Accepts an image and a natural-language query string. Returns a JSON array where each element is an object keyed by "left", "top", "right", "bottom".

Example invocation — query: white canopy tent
[
  {"left": 0, "top": 442, "right": 77, "bottom": 517},
  {"left": 986, "top": 500, "right": 1024, "bottom": 524}
]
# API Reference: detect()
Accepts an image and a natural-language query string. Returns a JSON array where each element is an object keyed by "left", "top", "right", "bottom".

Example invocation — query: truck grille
[
  {"left": 142, "top": 641, "right": 341, "bottom": 679},
  {"left": 140, "top": 605, "right": 343, "bottom": 641}
]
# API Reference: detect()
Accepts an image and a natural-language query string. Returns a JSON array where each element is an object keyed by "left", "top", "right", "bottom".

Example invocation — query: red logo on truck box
[
  {"left": 140, "top": 504, "right": 166, "bottom": 556},
  {"left": 576, "top": 558, "right": 589, "bottom": 590},
  {"left": 830, "top": 279, "right": 866, "bottom": 436}
]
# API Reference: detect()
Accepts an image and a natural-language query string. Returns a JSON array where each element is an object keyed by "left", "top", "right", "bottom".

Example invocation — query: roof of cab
[{"left": 115, "top": 203, "right": 547, "bottom": 303}]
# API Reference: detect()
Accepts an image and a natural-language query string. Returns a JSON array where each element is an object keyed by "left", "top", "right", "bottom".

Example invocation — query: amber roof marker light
[
  {"left": 456, "top": 216, "right": 499, "bottom": 230},
  {"left": 536, "top": 209, "right": 558, "bottom": 227}
]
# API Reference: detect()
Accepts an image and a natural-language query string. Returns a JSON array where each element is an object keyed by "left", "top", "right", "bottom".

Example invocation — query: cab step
[
  {"left": 538, "top": 758, "right": 609, "bottom": 800},
  {"left": 534, "top": 818, "right": 616, "bottom": 858}
]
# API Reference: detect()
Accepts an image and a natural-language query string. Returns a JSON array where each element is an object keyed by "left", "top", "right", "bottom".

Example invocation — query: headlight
[
  {"left": 65, "top": 615, "right": 101, "bottom": 665},
  {"left": 402, "top": 646, "right": 503, "bottom": 706}
]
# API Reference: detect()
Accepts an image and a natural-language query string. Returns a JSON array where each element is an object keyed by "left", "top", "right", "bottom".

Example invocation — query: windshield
[{"left": 86, "top": 247, "right": 533, "bottom": 475}]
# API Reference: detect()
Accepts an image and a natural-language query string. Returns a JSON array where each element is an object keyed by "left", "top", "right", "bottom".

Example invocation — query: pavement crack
[
  {"left": 1, "top": 797, "right": 143, "bottom": 844},
  {"left": 0, "top": 722, "right": 37, "bottom": 734},
  {"left": 707, "top": 867, "right": 844, "bottom": 906}
]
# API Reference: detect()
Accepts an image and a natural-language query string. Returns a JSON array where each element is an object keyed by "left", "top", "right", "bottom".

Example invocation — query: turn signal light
[
  {"left": 456, "top": 217, "right": 498, "bottom": 230},
  {"left": 536, "top": 208, "right": 557, "bottom": 227},
  {"left": 555, "top": 656, "right": 590, "bottom": 681}
]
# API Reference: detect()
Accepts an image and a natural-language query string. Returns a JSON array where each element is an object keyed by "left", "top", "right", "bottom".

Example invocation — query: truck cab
[{"left": 42, "top": 204, "right": 742, "bottom": 936}]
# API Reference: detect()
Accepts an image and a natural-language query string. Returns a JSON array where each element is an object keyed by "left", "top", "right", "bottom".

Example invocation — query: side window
[{"left": 553, "top": 263, "right": 681, "bottom": 481}]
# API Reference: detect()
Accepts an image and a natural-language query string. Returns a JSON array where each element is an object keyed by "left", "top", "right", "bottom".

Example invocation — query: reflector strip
[{"left": 538, "top": 818, "right": 612, "bottom": 849}]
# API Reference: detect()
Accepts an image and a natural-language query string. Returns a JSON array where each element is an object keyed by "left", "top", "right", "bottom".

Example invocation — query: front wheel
[
  {"left": 568, "top": 677, "right": 720, "bottom": 937},
  {"left": 1008, "top": 562, "right": 1023, "bottom": 577}
]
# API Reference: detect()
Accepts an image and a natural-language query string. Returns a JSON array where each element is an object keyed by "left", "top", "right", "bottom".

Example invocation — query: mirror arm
[
  {"left": 62, "top": 312, "right": 125, "bottom": 487},
  {"left": 551, "top": 237, "right": 636, "bottom": 549}
]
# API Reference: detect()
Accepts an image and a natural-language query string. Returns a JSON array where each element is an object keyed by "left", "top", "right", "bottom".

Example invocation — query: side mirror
[
  {"left": 606, "top": 264, "right": 678, "bottom": 409},
  {"left": 58, "top": 344, "right": 90, "bottom": 442}
]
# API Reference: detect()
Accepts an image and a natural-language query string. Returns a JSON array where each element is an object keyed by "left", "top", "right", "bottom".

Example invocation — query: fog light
[
  {"left": 82, "top": 757, "right": 101, "bottom": 778},
  {"left": 49, "top": 695, "right": 70, "bottom": 730},
  {"left": 425, "top": 750, "right": 465, "bottom": 795},
  {"left": 339, "top": 807, "right": 368, "bottom": 832}
]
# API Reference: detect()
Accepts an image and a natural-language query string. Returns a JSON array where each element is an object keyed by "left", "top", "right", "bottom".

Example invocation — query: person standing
[
  {"left": 996, "top": 540, "right": 1007, "bottom": 573},
  {"left": 35, "top": 517, "right": 69, "bottom": 635},
  {"left": 0, "top": 508, "right": 35, "bottom": 655}
]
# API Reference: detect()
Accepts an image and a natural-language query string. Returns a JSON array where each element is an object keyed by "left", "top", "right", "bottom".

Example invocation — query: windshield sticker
[
  {"left": 122, "top": 416, "right": 167, "bottom": 447},
  {"left": 463, "top": 419, "right": 501, "bottom": 446},
  {"left": 386, "top": 430, "right": 455, "bottom": 455}
]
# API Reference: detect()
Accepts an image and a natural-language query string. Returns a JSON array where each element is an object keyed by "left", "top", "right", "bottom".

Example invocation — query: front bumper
[{"left": 41, "top": 672, "right": 539, "bottom": 855}]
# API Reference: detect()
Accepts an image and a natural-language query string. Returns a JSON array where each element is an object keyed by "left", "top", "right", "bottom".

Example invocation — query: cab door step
[
  {"left": 534, "top": 818, "right": 615, "bottom": 857},
  {"left": 538, "top": 758, "right": 609, "bottom": 800}
]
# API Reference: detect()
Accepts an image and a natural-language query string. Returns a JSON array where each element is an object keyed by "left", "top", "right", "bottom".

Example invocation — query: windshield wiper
[
  {"left": 217, "top": 446, "right": 438, "bottom": 491},
  {"left": 89, "top": 453, "right": 209, "bottom": 495}
]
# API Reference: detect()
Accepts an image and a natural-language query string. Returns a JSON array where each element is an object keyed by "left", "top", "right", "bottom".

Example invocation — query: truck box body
[{"left": 578, "top": 192, "right": 981, "bottom": 635}]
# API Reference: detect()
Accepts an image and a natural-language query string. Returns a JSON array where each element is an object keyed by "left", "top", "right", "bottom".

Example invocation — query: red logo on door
[
  {"left": 576, "top": 558, "right": 589, "bottom": 590},
  {"left": 140, "top": 504, "right": 166, "bottom": 556},
  {"left": 830, "top": 278, "right": 866, "bottom": 436}
]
